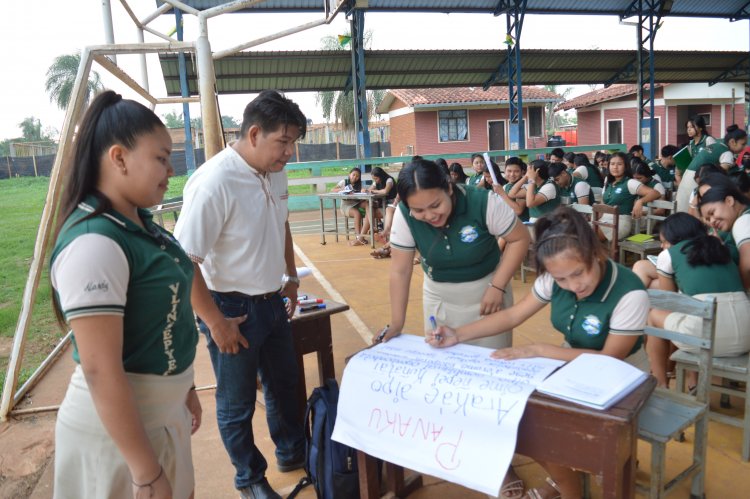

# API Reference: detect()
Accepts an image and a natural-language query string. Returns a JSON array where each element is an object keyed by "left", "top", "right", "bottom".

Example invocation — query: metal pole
[
  {"left": 196, "top": 18, "right": 222, "bottom": 160},
  {"left": 101, "top": 0, "right": 116, "bottom": 64},
  {"left": 176, "top": 9, "right": 196, "bottom": 174},
  {"left": 137, "top": 29, "right": 149, "bottom": 92}
]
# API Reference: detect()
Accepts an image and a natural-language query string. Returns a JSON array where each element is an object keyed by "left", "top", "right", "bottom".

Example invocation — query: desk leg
[
  {"left": 358, "top": 451, "right": 380, "bottom": 499},
  {"left": 368, "top": 197, "right": 376, "bottom": 248},
  {"left": 333, "top": 198, "right": 339, "bottom": 243},
  {"left": 319, "top": 197, "right": 326, "bottom": 245},
  {"left": 315, "top": 317, "right": 335, "bottom": 382},
  {"left": 598, "top": 423, "right": 636, "bottom": 499},
  {"left": 385, "top": 462, "right": 423, "bottom": 497}
]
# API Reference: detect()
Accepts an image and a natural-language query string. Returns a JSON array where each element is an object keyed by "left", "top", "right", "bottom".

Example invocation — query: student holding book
[
  {"left": 646, "top": 213, "right": 750, "bottom": 388},
  {"left": 428, "top": 206, "right": 649, "bottom": 499}
]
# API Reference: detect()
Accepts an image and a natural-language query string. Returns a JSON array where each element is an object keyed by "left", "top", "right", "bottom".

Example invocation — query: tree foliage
[
  {"left": 315, "top": 31, "right": 385, "bottom": 130},
  {"left": 45, "top": 53, "right": 104, "bottom": 110},
  {"left": 543, "top": 85, "right": 573, "bottom": 135},
  {"left": 161, "top": 113, "right": 237, "bottom": 131}
]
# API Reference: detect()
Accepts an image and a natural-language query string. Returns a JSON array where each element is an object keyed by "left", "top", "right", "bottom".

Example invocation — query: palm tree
[
  {"left": 45, "top": 52, "right": 104, "bottom": 110},
  {"left": 543, "top": 85, "right": 572, "bottom": 135},
  {"left": 316, "top": 32, "right": 385, "bottom": 129}
]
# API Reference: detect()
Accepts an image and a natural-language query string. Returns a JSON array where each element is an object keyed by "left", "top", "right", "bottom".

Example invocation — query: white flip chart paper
[{"left": 331, "top": 335, "right": 563, "bottom": 495}]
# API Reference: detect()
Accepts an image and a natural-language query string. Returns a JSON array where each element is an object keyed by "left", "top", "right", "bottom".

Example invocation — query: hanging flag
[
  {"left": 338, "top": 35, "right": 352, "bottom": 47},
  {"left": 503, "top": 34, "right": 515, "bottom": 47}
]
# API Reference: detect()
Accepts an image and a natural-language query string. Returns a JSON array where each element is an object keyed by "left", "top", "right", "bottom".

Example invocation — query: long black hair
[
  {"left": 397, "top": 159, "right": 452, "bottom": 208},
  {"left": 371, "top": 166, "right": 394, "bottom": 188},
  {"left": 534, "top": 206, "right": 607, "bottom": 273},
  {"left": 574, "top": 153, "right": 604, "bottom": 184},
  {"left": 698, "top": 174, "right": 750, "bottom": 209},
  {"left": 448, "top": 162, "right": 468, "bottom": 183},
  {"left": 58, "top": 90, "right": 165, "bottom": 226},
  {"left": 660, "top": 213, "right": 730, "bottom": 267}
]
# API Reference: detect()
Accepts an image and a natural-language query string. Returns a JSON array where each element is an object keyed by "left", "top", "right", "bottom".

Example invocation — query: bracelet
[
  {"left": 190, "top": 384, "right": 196, "bottom": 391},
  {"left": 488, "top": 282, "right": 506, "bottom": 293},
  {"left": 133, "top": 466, "right": 163, "bottom": 491}
]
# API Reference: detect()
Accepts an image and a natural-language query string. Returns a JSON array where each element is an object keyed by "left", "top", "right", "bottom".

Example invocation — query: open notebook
[{"left": 536, "top": 353, "right": 648, "bottom": 410}]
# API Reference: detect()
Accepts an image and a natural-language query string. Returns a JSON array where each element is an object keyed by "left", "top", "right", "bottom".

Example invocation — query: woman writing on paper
[
  {"left": 379, "top": 158, "right": 530, "bottom": 498},
  {"left": 428, "top": 206, "right": 650, "bottom": 499}
]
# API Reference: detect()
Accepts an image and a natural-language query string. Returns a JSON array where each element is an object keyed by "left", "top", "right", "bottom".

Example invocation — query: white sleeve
[
  {"left": 720, "top": 151, "right": 735, "bottom": 165},
  {"left": 51, "top": 234, "right": 129, "bottom": 320},
  {"left": 174, "top": 181, "right": 226, "bottom": 263},
  {"left": 609, "top": 290, "right": 649, "bottom": 335},
  {"left": 706, "top": 136, "right": 717, "bottom": 147},
  {"left": 389, "top": 207, "right": 416, "bottom": 250},
  {"left": 486, "top": 192, "right": 518, "bottom": 238},
  {"left": 655, "top": 249, "right": 674, "bottom": 278},
  {"left": 538, "top": 182, "right": 557, "bottom": 201},
  {"left": 336, "top": 179, "right": 346, "bottom": 188},
  {"left": 386, "top": 178, "right": 394, "bottom": 188},
  {"left": 574, "top": 165, "right": 588, "bottom": 179},
  {"left": 733, "top": 213, "right": 750, "bottom": 248},
  {"left": 531, "top": 272, "right": 554, "bottom": 303},
  {"left": 574, "top": 181, "right": 591, "bottom": 199},
  {"left": 628, "top": 179, "right": 643, "bottom": 195},
  {"left": 689, "top": 189, "right": 698, "bottom": 209},
  {"left": 653, "top": 182, "right": 666, "bottom": 197}
]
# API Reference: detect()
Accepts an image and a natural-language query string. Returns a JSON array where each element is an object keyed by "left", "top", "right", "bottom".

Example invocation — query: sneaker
[
  {"left": 277, "top": 455, "right": 305, "bottom": 473},
  {"left": 238, "top": 478, "right": 282, "bottom": 499}
]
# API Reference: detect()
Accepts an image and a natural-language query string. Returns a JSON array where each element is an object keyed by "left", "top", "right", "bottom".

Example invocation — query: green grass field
[{"left": 0, "top": 168, "right": 351, "bottom": 398}]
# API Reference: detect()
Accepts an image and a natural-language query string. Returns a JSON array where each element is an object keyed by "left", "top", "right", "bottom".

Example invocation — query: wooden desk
[
  {"left": 357, "top": 376, "right": 656, "bottom": 499},
  {"left": 290, "top": 298, "right": 349, "bottom": 419},
  {"left": 318, "top": 192, "right": 385, "bottom": 248}
]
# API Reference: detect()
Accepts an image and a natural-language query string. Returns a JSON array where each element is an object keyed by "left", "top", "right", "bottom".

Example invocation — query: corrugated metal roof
[
  {"left": 158, "top": 49, "right": 750, "bottom": 95},
  {"left": 556, "top": 83, "right": 668, "bottom": 110},
  {"left": 155, "top": 1, "right": 750, "bottom": 18}
]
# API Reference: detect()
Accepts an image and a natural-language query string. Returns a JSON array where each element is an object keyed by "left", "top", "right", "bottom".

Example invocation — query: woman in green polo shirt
[
  {"left": 686, "top": 115, "right": 716, "bottom": 159},
  {"left": 647, "top": 213, "right": 750, "bottom": 388},
  {"left": 496, "top": 156, "right": 529, "bottom": 221},
  {"left": 600, "top": 152, "right": 660, "bottom": 240},
  {"left": 50, "top": 91, "right": 202, "bottom": 499},
  {"left": 428, "top": 206, "right": 650, "bottom": 499},
  {"left": 698, "top": 175, "right": 750, "bottom": 290},
  {"left": 549, "top": 162, "right": 592, "bottom": 206},
  {"left": 507, "top": 160, "right": 562, "bottom": 222}
]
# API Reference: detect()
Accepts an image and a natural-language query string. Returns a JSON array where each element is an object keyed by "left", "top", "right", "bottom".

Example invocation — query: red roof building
[
  {"left": 376, "top": 86, "right": 560, "bottom": 161},
  {"left": 558, "top": 83, "right": 746, "bottom": 155}
]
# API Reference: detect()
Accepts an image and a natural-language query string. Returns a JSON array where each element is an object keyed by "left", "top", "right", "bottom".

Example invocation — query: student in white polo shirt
[
  {"left": 51, "top": 91, "right": 200, "bottom": 499},
  {"left": 175, "top": 90, "right": 306, "bottom": 499}
]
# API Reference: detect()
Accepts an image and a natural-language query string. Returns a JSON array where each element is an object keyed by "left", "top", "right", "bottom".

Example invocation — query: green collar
[{"left": 79, "top": 194, "right": 155, "bottom": 233}]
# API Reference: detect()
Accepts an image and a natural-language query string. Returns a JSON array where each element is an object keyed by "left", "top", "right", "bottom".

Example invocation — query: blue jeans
[{"left": 199, "top": 291, "right": 304, "bottom": 489}]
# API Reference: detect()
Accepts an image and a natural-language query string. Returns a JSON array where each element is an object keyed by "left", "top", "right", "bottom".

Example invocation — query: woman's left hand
[
  {"left": 480, "top": 285, "right": 505, "bottom": 316},
  {"left": 631, "top": 200, "right": 644, "bottom": 219},
  {"left": 186, "top": 388, "right": 202, "bottom": 435},
  {"left": 526, "top": 164, "right": 539, "bottom": 183},
  {"left": 490, "top": 345, "right": 538, "bottom": 360}
]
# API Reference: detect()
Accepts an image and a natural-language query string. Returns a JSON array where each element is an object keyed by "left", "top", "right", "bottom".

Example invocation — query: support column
[
  {"left": 349, "top": 7, "right": 371, "bottom": 165},
  {"left": 503, "top": 0, "right": 527, "bottom": 150},
  {"left": 634, "top": 0, "right": 663, "bottom": 160},
  {"left": 100, "top": 0, "right": 116, "bottom": 64},
  {"left": 196, "top": 18, "right": 222, "bottom": 160},
  {"left": 176, "top": 10, "right": 196, "bottom": 174}
]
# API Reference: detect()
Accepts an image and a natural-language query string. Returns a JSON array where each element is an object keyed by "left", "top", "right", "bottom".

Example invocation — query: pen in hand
[
  {"left": 374, "top": 324, "right": 389, "bottom": 343},
  {"left": 429, "top": 315, "right": 442, "bottom": 342}
]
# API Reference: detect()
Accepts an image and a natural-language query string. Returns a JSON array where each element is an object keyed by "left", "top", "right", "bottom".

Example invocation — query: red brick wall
[
  {"left": 389, "top": 112, "right": 417, "bottom": 158},
  {"left": 575, "top": 105, "right": 667, "bottom": 151},
  {"left": 577, "top": 111, "right": 601, "bottom": 147}
]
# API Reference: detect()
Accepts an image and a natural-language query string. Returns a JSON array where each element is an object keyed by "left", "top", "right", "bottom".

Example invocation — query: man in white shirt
[{"left": 175, "top": 90, "right": 306, "bottom": 499}]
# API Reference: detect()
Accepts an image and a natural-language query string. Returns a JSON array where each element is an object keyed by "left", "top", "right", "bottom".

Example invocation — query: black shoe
[
  {"left": 277, "top": 455, "right": 305, "bottom": 473},
  {"left": 239, "top": 478, "right": 282, "bottom": 499}
]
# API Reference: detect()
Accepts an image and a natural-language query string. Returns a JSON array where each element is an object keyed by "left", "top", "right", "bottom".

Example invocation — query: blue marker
[
  {"left": 300, "top": 303, "right": 326, "bottom": 312},
  {"left": 429, "top": 315, "right": 442, "bottom": 342}
]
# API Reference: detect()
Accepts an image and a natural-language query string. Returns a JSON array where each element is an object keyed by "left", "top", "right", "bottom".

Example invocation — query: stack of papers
[{"left": 536, "top": 353, "right": 648, "bottom": 410}]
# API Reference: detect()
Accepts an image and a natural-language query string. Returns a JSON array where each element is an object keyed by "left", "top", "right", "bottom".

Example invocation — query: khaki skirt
[
  {"left": 675, "top": 170, "right": 697, "bottom": 213},
  {"left": 422, "top": 272, "right": 514, "bottom": 349},
  {"left": 54, "top": 365, "right": 195, "bottom": 499}
]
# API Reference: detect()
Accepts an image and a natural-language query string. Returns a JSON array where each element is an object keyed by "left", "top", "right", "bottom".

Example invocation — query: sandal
[
  {"left": 524, "top": 477, "right": 560, "bottom": 499},
  {"left": 500, "top": 468, "right": 525, "bottom": 499},
  {"left": 349, "top": 237, "right": 367, "bottom": 247},
  {"left": 370, "top": 247, "right": 391, "bottom": 259}
]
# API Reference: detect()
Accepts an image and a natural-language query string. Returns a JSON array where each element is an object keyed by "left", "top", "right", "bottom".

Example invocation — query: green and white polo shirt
[
  {"left": 504, "top": 181, "right": 530, "bottom": 221},
  {"left": 390, "top": 185, "right": 517, "bottom": 283},
  {"left": 573, "top": 164, "right": 603, "bottom": 188},
  {"left": 733, "top": 208, "right": 750, "bottom": 250},
  {"left": 687, "top": 141, "right": 729, "bottom": 172},
  {"left": 562, "top": 177, "right": 592, "bottom": 205},
  {"left": 51, "top": 198, "right": 197, "bottom": 376},
  {"left": 532, "top": 260, "right": 647, "bottom": 355},
  {"left": 650, "top": 159, "right": 675, "bottom": 183},
  {"left": 468, "top": 173, "right": 483, "bottom": 187},
  {"left": 656, "top": 240, "right": 744, "bottom": 296},
  {"left": 528, "top": 179, "right": 561, "bottom": 220},
  {"left": 603, "top": 177, "right": 643, "bottom": 215}
]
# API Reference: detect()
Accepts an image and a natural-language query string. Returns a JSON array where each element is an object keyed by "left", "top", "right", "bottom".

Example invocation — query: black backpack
[{"left": 288, "top": 379, "right": 360, "bottom": 499}]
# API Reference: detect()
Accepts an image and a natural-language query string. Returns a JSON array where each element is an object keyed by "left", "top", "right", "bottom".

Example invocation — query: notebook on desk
[
  {"left": 536, "top": 353, "right": 648, "bottom": 410},
  {"left": 625, "top": 233, "right": 655, "bottom": 243}
]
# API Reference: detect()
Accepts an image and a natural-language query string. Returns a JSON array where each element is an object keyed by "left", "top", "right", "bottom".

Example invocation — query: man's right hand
[{"left": 210, "top": 315, "right": 249, "bottom": 354}]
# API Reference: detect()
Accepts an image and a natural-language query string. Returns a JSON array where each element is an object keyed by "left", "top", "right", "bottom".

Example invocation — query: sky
[{"left": 1, "top": 1, "right": 748, "bottom": 141}]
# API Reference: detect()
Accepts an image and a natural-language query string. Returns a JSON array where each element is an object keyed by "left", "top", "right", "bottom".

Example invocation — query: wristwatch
[{"left": 285, "top": 275, "right": 300, "bottom": 285}]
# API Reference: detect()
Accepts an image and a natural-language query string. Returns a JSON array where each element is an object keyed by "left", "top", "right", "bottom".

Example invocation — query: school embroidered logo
[
  {"left": 458, "top": 225, "right": 478, "bottom": 243},
  {"left": 581, "top": 315, "right": 602, "bottom": 336},
  {"left": 615, "top": 187, "right": 623, "bottom": 194}
]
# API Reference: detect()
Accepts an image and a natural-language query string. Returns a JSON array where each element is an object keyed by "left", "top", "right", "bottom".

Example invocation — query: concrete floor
[{"left": 2, "top": 209, "right": 749, "bottom": 498}]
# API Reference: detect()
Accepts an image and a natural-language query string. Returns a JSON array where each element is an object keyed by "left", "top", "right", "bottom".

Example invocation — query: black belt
[{"left": 218, "top": 289, "right": 281, "bottom": 302}]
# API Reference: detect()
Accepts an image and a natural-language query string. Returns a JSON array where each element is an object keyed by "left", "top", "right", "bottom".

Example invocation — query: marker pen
[
  {"left": 298, "top": 298, "right": 324, "bottom": 305},
  {"left": 297, "top": 294, "right": 308, "bottom": 300},
  {"left": 429, "top": 315, "right": 442, "bottom": 342},
  {"left": 300, "top": 303, "right": 326, "bottom": 312}
]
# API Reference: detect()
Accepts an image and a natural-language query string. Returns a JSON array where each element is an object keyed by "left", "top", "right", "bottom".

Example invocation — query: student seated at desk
[
  {"left": 360, "top": 166, "right": 396, "bottom": 241},
  {"left": 645, "top": 213, "right": 750, "bottom": 389},
  {"left": 332, "top": 167, "right": 368, "bottom": 246},
  {"left": 427, "top": 206, "right": 650, "bottom": 499}
]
